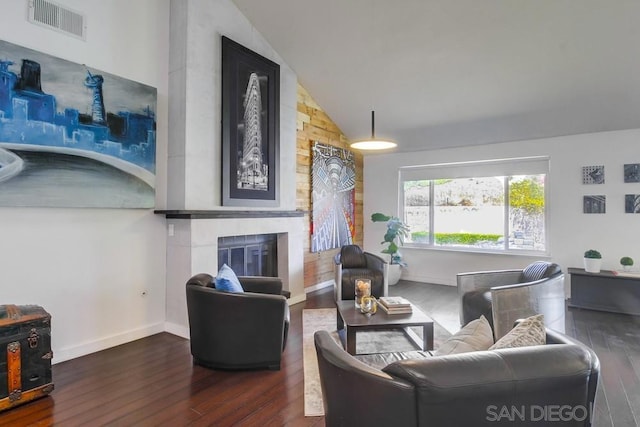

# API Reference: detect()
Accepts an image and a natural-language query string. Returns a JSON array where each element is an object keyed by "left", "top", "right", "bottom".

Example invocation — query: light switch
[{"left": 168, "top": 223, "right": 175, "bottom": 236}]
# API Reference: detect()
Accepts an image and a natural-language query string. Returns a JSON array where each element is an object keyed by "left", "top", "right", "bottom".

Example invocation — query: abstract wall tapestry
[
  {"left": 0, "top": 39, "right": 157, "bottom": 208},
  {"left": 311, "top": 142, "right": 356, "bottom": 252}
]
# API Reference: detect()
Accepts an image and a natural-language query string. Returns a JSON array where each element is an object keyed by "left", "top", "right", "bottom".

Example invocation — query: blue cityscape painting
[{"left": 0, "top": 39, "right": 156, "bottom": 208}]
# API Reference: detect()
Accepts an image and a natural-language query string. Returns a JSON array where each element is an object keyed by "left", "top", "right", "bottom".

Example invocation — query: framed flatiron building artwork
[{"left": 221, "top": 36, "right": 280, "bottom": 207}]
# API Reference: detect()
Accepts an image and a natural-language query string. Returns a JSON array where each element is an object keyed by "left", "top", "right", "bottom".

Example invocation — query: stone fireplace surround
[{"left": 158, "top": 209, "right": 305, "bottom": 339}]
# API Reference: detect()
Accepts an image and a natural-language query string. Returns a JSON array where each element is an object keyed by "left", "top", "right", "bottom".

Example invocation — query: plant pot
[
  {"left": 387, "top": 264, "right": 402, "bottom": 286},
  {"left": 583, "top": 258, "right": 601, "bottom": 273}
]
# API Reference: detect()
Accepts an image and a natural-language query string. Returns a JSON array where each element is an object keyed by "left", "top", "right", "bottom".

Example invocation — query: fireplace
[
  {"left": 218, "top": 234, "right": 278, "bottom": 277},
  {"left": 160, "top": 209, "right": 306, "bottom": 338}
]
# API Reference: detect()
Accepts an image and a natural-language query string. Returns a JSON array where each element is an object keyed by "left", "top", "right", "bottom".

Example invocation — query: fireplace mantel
[
  {"left": 154, "top": 210, "right": 306, "bottom": 219},
  {"left": 162, "top": 208, "right": 306, "bottom": 334}
]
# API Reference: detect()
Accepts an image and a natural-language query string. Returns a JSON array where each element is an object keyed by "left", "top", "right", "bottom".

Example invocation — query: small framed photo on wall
[
  {"left": 582, "top": 165, "right": 605, "bottom": 184},
  {"left": 624, "top": 164, "right": 640, "bottom": 183},
  {"left": 625, "top": 194, "right": 640, "bottom": 213},
  {"left": 584, "top": 195, "right": 606, "bottom": 214}
]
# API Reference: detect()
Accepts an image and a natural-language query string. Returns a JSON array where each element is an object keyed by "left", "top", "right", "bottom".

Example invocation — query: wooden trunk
[{"left": 0, "top": 305, "right": 54, "bottom": 412}]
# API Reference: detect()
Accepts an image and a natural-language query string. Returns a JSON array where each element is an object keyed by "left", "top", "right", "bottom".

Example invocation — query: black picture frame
[{"left": 221, "top": 36, "right": 280, "bottom": 207}]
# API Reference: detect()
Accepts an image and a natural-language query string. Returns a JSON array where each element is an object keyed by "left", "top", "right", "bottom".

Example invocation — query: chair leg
[
  {"left": 334, "top": 263, "right": 343, "bottom": 300},
  {"left": 383, "top": 263, "right": 390, "bottom": 296}
]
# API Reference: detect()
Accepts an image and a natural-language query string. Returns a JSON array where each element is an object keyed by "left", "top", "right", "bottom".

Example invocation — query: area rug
[{"left": 302, "top": 308, "right": 452, "bottom": 417}]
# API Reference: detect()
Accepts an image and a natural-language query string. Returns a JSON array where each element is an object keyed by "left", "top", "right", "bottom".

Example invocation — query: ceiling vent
[{"left": 28, "top": 0, "right": 86, "bottom": 40}]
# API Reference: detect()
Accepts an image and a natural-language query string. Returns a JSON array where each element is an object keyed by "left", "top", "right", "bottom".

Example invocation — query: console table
[{"left": 568, "top": 267, "right": 640, "bottom": 316}]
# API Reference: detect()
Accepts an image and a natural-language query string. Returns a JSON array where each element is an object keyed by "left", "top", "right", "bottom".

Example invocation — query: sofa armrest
[
  {"left": 314, "top": 330, "right": 418, "bottom": 426},
  {"left": 457, "top": 269, "right": 522, "bottom": 325},
  {"left": 364, "top": 251, "right": 387, "bottom": 271},
  {"left": 384, "top": 344, "right": 598, "bottom": 426},
  {"left": 334, "top": 261, "right": 343, "bottom": 301},
  {"left": 457, "top": 269, "right": 524, "bottom": 292},
  {"left": 238, "top": 276, "right": 283, "bottom": 295},
  {"left": 364, "top": 252, "right": 389, "bottom": 296},
  {"left": 490, "top": 273, "right": 565, "bottom": 339},
  {"left": 186, "top": 273, "right": 215, "bottom": 287},
  {"left": 545, "top": 327, "right": 583, "bottom": 345}
]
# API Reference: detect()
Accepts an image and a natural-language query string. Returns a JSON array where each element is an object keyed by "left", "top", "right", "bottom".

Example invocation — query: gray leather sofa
[
  {"left": 186, "top": 273, "right": 289, "bottom": 370},
  {"left": 314, "top": 327, "right": 599, "bottom": 427}
]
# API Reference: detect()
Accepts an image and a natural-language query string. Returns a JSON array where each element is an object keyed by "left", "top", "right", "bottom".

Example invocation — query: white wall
[
  {"left": 164, "top": 0, "right": 302, "bottom": 335},
  {"left": 364, "top": 129, "right": 640, "bottom": 290},
  {"left": 168, "top": 0, "right": 298, "bottom": 209},
  {"left": 0, "top": 0, "right": 170, "bottom": 362}
]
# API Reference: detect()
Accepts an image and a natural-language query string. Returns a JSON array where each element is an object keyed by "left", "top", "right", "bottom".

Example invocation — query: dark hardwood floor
[{"left": 1, "top": 281, "right": 638, "bottom": 426}]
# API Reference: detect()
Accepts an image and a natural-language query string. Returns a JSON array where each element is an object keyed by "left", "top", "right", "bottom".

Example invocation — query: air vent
[{"left": 28, "top": 0, "right": 86, "bottom": 40}]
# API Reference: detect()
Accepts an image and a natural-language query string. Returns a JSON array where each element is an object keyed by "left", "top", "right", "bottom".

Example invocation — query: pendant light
[{"left": 350, "top": 110, "right": 397, "bottom": 150}]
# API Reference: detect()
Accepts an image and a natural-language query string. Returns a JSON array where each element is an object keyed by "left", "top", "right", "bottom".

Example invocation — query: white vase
[
  {"left": 583, "top": 258, "right": 601, "bottom": 273},
  {"left": 387, "top": 264, "right": 402, "bottom": 286}
]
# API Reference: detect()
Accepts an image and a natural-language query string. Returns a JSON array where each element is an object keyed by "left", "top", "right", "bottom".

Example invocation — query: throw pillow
[
  {"left": 214, "top": 264, "right": 244, "bottom": 293},
  {"left": 489, "top": 314, "right": 545, "bottom": 350},
  {"left": 521, "top": 261, "right": 560, "bottom": 282},
  {"left": 434, "top": 315, "right": 494, "bottom": 356}
]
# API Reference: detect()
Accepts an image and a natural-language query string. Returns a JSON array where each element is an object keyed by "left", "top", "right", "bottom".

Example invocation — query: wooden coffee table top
[
  {"left": 335, "top": 300, "right": 433, "bottom": 328},
  {"left": 335, "top": 299, "right": 434, "bottom": 355}
]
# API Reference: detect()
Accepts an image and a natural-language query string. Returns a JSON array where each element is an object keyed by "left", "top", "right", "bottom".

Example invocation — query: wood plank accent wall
[{"left": 297, "top": 85, "right": 364, "bottom": 289}]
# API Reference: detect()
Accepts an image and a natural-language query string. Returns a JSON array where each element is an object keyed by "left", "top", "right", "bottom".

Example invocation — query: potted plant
[
  {"left": 620, "top": 256, "right": 634, "bottom": 271},
  {"left": 583, "top": 249, "right": 602, "bottom": 273},
  {"left": 371, "top": 213, "right": 410, "bottom": 285}
]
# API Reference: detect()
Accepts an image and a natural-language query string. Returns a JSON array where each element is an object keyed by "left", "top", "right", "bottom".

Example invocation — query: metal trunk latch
[{"left": 27, "top": 328, "right": 39, "bottom": 348}]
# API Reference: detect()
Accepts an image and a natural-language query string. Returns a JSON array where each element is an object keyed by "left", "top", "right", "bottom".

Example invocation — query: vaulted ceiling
[{"left": 232, "top": 0, "right": 640, "bottom": 152}]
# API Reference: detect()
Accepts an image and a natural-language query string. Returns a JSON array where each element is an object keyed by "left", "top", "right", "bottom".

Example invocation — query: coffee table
[{"left": 335, "top": 299, "right": 434, "bottom": 355}]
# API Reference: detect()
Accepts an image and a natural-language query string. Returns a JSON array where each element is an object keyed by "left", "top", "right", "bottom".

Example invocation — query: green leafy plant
[
  {"left": 371, "top": 213, "right": 410, "bottom": 266},
  {"left": 584, "top": 249, "right": 602, "bottom": 259},
  {"left": 434, "top": 233, "right": 502, "bottom": 245},
  {"left": 410, "top": 232, "right": 503, "bottom": 245},
  {"left": 509, "top": 177, "right": 545, "bottom": 214},
  {"left": 620, "top": 256, "right": 634, "bottom": 267}
]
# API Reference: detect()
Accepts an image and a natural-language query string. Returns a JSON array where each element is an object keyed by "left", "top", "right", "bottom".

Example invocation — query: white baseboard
[
  {"left": 400, "top": 274, "right": 455, "bottom": 287},
  {"left": 53, "top": 322, "right": 165, "bottom": 364},
  {"left": 52, "top": 281, "right": 337, "bottom": 365},
  {"left": 164, "top": 321, "right": 190, "bottom": 339},
  {"left": 288, "top": 293, "right": 306, "bottom": 305},
  {"left": 305, "top": 280, "right": 334, "bottom": 293}
]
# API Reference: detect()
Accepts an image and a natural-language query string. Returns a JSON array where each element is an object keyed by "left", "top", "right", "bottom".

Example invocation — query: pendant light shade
[{"left": 350, "top": 111, "right": 397, "bottom": 150}]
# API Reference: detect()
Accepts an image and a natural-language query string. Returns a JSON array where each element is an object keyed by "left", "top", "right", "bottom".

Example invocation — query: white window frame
[{"left": 399, "top": 156, "right": 550, "bottom": 256}]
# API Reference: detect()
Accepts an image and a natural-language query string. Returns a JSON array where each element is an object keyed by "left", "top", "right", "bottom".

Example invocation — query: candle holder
[
  {"left": 355, "top": 279, "right": 371, "bottom": 308},
  {"left": 360, "top": 295, "right": 378, "bottom": 316}
]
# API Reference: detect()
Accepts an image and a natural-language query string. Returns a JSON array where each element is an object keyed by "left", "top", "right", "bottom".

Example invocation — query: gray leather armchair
[
  {"left": 315, "top": 327, "right": 599, "bottom": 427},
  {"left": 334, "top": 244, "right": 388, "bottom": 301},
  {"left": 457, "top": 261, "right": 565, "bottom": 340},
  {"left": 186, "top": 273, "right": 289, "bottom": 370}
]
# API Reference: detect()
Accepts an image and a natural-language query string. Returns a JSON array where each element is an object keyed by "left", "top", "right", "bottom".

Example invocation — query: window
[{"left": 400, "top": 157, "right": 548, "bottom": 254}]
